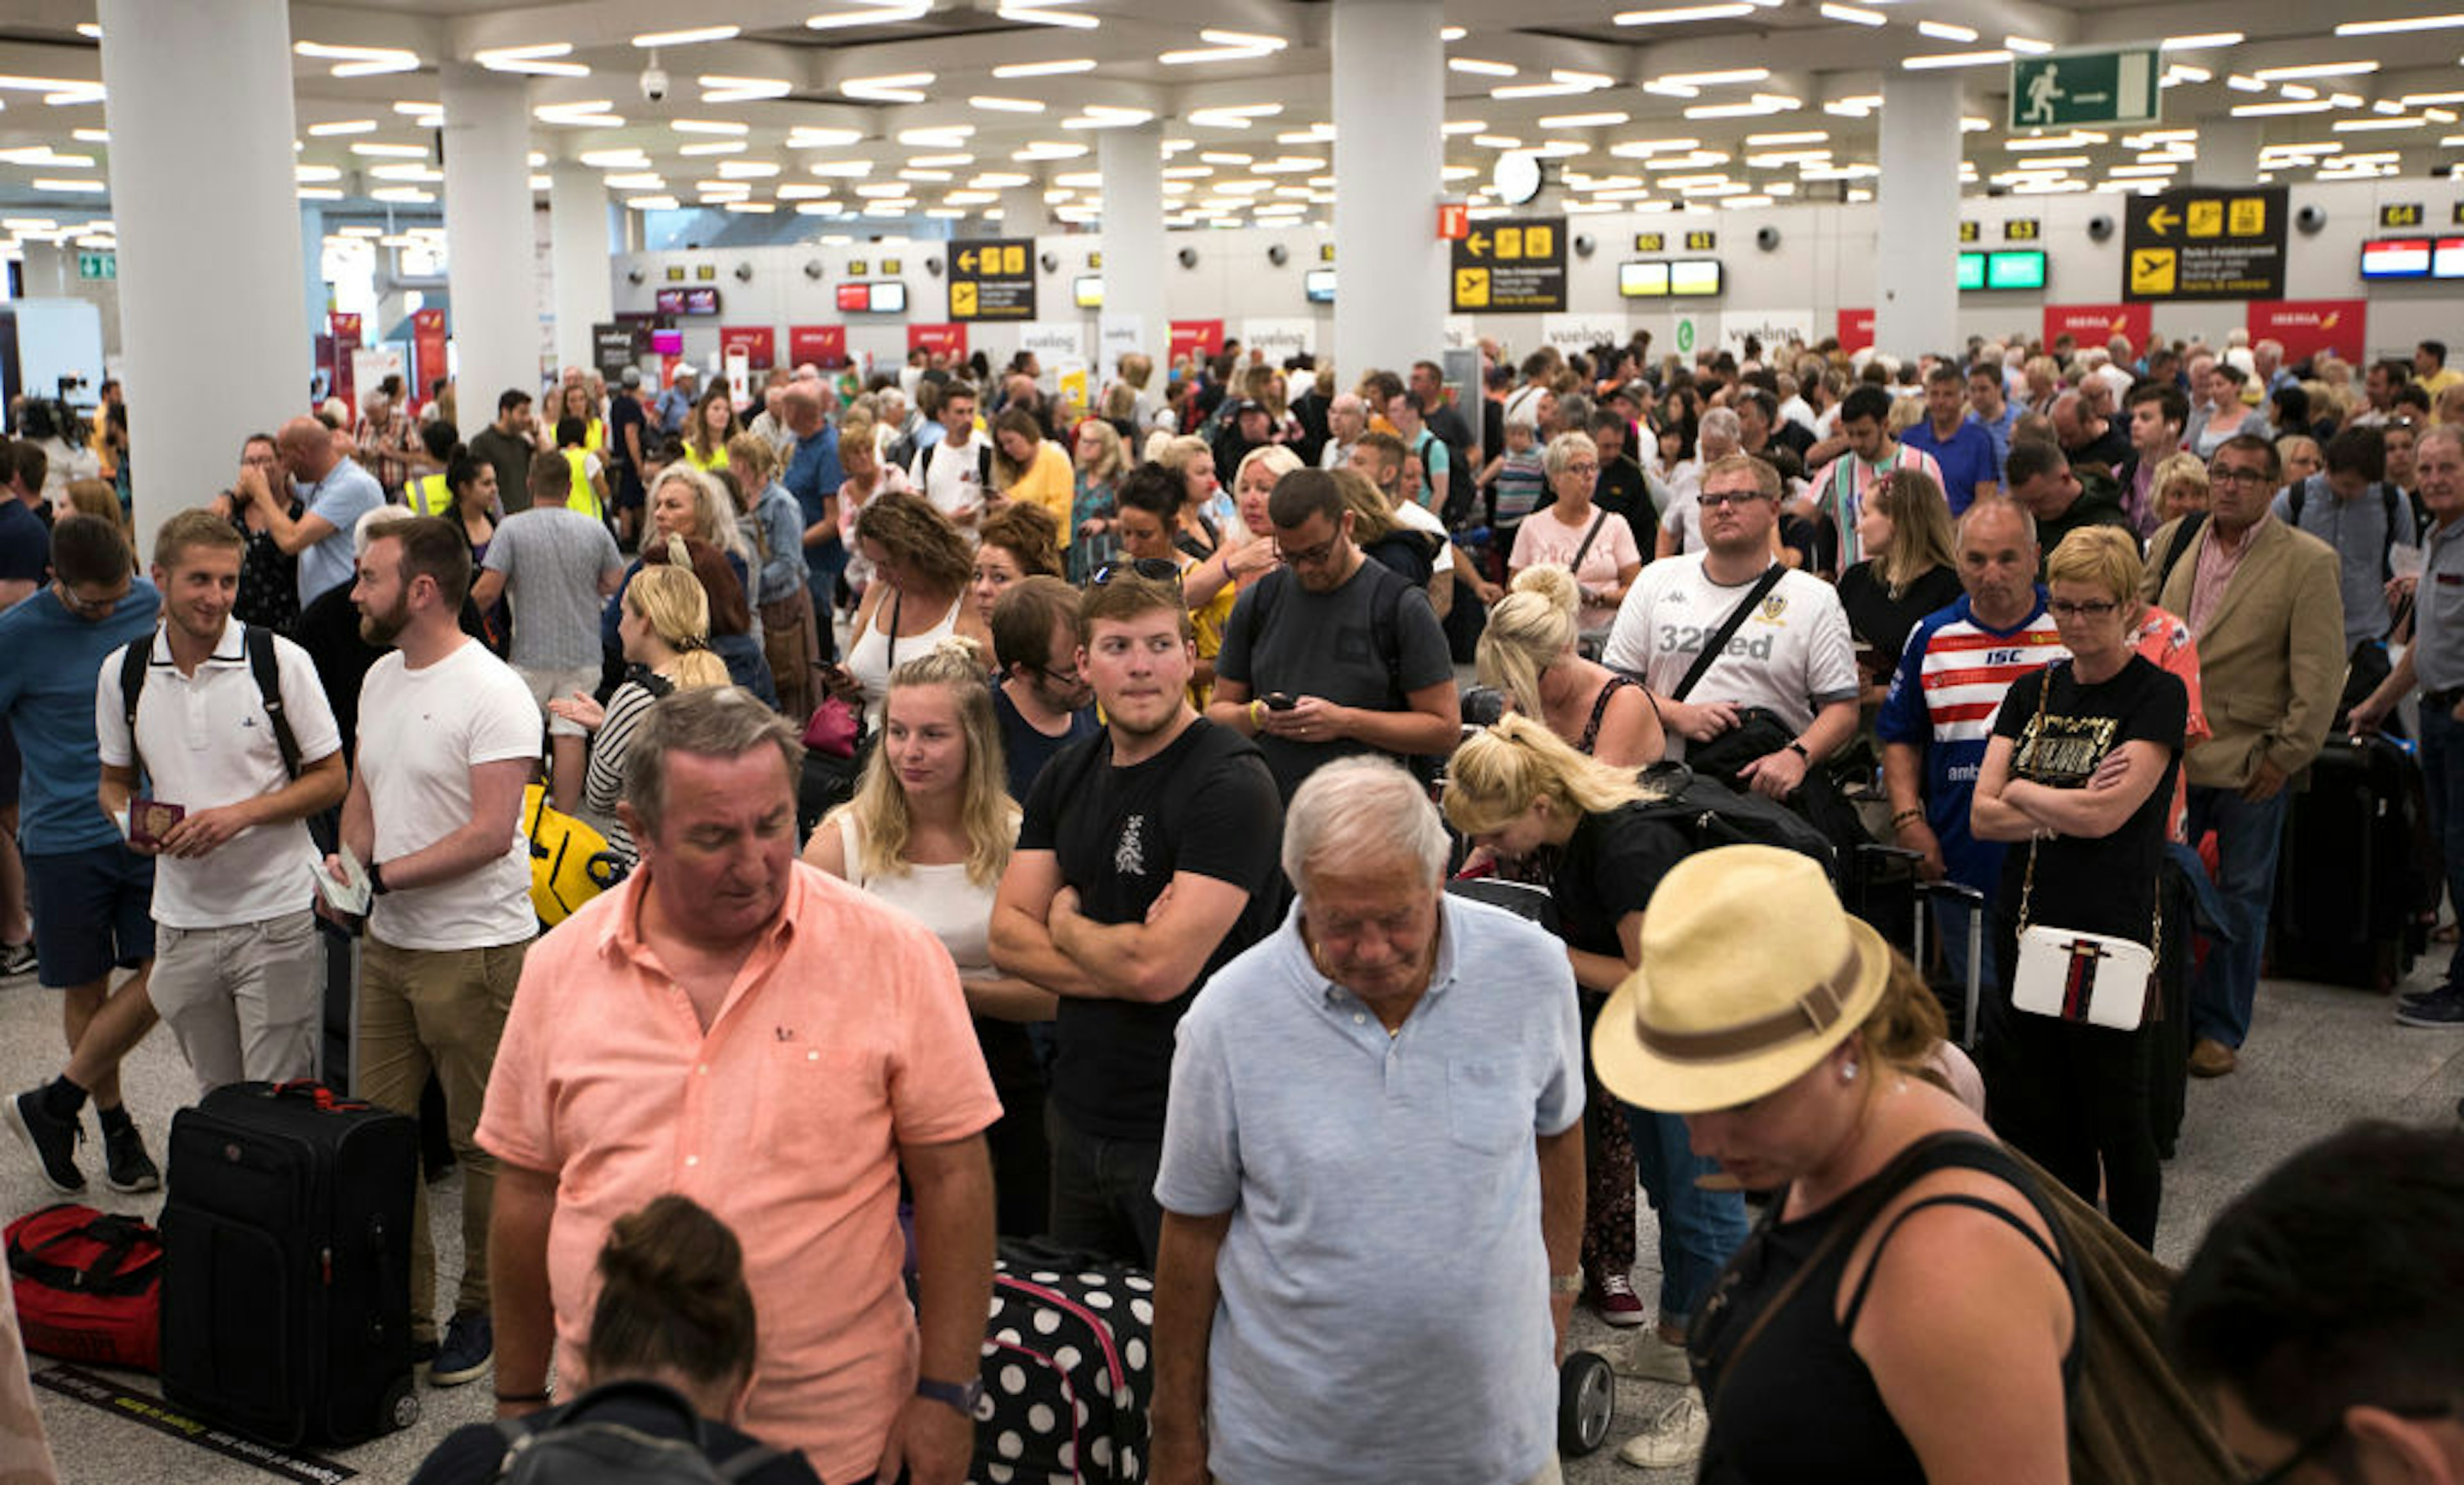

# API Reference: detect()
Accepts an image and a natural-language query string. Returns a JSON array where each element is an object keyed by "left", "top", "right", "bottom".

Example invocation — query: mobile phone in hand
[{"left": 1265, "top": 692, "right": 1297, "bottom": 711}]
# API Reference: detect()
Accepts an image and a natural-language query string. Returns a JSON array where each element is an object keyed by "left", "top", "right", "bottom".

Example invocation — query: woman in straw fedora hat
[
  {"left": 1592, "top": 843, "right": 2076, "bottom": 1484},
  {"left": 1442, "top": 714, "right": 1749, "bottom": 1472}
]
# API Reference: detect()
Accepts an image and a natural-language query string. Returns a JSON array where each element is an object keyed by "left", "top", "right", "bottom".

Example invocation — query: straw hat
[{"left": 1591, "top": 845, "right": 1892, "bottom": 1115}]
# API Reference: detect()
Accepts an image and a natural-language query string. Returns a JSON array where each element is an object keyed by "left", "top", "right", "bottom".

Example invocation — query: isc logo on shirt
[{"left": 1983, "top": 648, "right": 2026, "bottom": 665}]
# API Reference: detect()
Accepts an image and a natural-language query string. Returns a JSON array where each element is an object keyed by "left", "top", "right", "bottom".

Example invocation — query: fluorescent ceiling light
[
  {"left": 2162, "top": 32, "right": 2244, "bottom": 48},
  {"left": 1614, "top": 4, "right": 1756, "bottom": 24},
  {"left": 1918, "top": 21, "right": 1978, "bottom": 40},
  {"left": 2334, "top": 114, "right": 2428, "bottom": 128},
  {"left": 998, "top": 3, "right": 1100, "bottom": 28},
  {"left": 808, "top": 3, "right": 929, "bottom": 29},
  {"left": 634, "top": 26, "right": 740, "bottom": 46},
  {"left": 350, "top": 142, "right": 430, "bottom": 158},
  {"left": 1061, "top": 106, "right": 1155, "bottom": 129},
  {"left": 1159, "top": 30, "right": 1288, "bottom": 64},
  {"left": 294, "top": 42, "right": 420, "bottom": 77},
  {"left": 1451, "top": 58, "right": 1517, "bottom": 75},
  {"left": 700, "top": 77, "right": 793, "bottom": 102},
  {"left": 898, "top": 124, "right": 974, "bottom": 146},
  {"left": 2232, "top": 99, "right": 2334, "bottom": 114},
  {"left": 1903, "top": 49, "right": 2012, "bottom": 69},
  {"left": 1539, "top": 110, "right": 1630, "bottom": 128},
  {"left": 994, "top": 58, "right": 1097, "bottom": 77},
  {"left": 788, "top": 126, "right": 865, "bottom": 148},
  {"left": 842, "top": 72, "right": 934, "bottom": 101},
  {"left": 307, "top": 119, "right": 377, "bottom": 136},
  {"left": 671, "top": 119, "right": 748, "bottom": 134},
  {"left": 2337, "top": 13, "right": 2464, "bottom": 33},
  {"left": 2006, "top": 36, "right": 2053, "bottom": 53},
  {"left": 2253, "top": 61, "right": 2379, "bottom": 78},
  {"left": 717, "top": 160, "right": 782, "bottom": 177},
  {"left": 679, "top": 140, "right": 747, "bottom": 155},
  {"left": 477, "top": 44, "right": 585, "bottom": 76},
  {"left": 1820, "top": 3, "right": 1888, "bottom": 22},
  {"left": 1746, "top": 129, "right": 1827, "bottom": 144},
  {"left": 970, "top": 96, "right": 1046, "bottom": 112},
  {"left": 1661, "top": 67, "right": 1770, "bottom": 85},
  {"left": 2227, "top": 74, "right": 2266, "bottom": 90}
]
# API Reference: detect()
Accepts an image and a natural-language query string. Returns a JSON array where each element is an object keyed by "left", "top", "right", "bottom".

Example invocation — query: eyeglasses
[
  {"left": 1091, "top": 556, "right": 1183, "bottom": 588},
  {"left": 54, "top": 579, "right": 131, "bottom": 618},
  {"left": 1560, "top": 461, "right": 1601, "bottom": 477},
  {"left": 2244, "top": 1403, "right": 2452, "bottom": 1485},
  {"left": 1029, "top": 660, "right": 1085, "bottom": 688},
  {"left": 2210, "top": 465, "right": 2274, "bottom": 488},
  {"left": 1698, "top": 490, "right": 1770, "bottom": 510},
  {"left": 1278, "top": 529, "right": 1344, "bottom": 567},
  {"left": 2048, "top": 599, "right": 2120, "bottom": 618}
]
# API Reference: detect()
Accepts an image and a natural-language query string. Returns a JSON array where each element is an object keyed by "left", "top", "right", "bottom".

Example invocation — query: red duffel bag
[{"left": 6, "top": 1202, "right": 162, "bottom": 1371}]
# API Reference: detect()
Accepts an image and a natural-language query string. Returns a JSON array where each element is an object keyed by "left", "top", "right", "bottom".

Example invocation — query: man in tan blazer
[{"left": 2143, "top": 433, "right": 2345, "bottom": 1078}]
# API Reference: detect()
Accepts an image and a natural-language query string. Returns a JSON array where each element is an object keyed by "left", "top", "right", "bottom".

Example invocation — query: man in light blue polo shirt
[
  {"left": 234, "top": 415, "right": 384, "bottom": 606},
  {"left": 1151, "top": 757, "right": 1582, "bottom": 1485}
]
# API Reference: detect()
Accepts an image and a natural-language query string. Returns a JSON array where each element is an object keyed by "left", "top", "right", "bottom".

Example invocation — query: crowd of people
[{"left": 0, "top": 322, "right": 2461, "bottom": 1483}]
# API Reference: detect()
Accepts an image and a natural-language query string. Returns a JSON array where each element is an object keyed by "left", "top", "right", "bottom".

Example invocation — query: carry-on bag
[
  {"left": 159, "top": 1079, "right": 421, "bottom": 1445},
  {"left": 6, "top": 1203, "right": 162, "bottom": 1371}
]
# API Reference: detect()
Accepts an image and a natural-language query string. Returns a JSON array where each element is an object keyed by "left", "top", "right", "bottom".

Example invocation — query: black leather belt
[{"left": 2427, "top": 687, "right": 2464, "bottom": 711}]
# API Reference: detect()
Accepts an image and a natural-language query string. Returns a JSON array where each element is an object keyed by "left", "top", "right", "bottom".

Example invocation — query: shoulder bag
[{"left": 2008, "top": 664, "right": 2161, "bottom": 1031}]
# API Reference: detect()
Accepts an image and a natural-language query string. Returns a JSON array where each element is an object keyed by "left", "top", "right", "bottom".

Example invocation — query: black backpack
[
  {"left": 117, "top": 624, "right": 304, "bottom": 786},
  {"left": 492, "top": 1381, "right": 784, "bottom": 1485},
  {"left": 1630, "top": 760, "right": 1836, "bottom": 877}
]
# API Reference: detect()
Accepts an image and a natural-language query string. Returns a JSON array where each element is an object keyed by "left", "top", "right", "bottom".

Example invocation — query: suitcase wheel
[
  {"left": 1559, "top": 1350, "right": 1616, "bottom": 1457},
  {"left": 384, "top": 1377, "right": 420, "bottom": 1432}
]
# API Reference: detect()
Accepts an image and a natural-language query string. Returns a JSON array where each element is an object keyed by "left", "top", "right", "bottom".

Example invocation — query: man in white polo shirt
[
  {"left": 96, "top": 510, "right": 346, "bottom": 1094},
  {"left": 907, "top": 379, "right": 991, "bottom": 532}
]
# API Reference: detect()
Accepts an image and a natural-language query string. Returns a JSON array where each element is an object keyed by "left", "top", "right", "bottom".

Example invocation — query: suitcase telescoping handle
[{"left": 269, "top": 1079, "right": 374, "bottom": 1115}]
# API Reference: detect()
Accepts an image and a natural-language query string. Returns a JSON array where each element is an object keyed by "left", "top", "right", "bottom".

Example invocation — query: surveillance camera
[
  {"left": 1754, "top": 226, "right": 1780, "bottom": 252},
  {"left": 640, "top": 65, "right": 669, "bottom": 103},
  {"left": 1039, "top": 250, "right": 1059, "bottom": 273},
  {"left": 803, "top": 260, "right": 825, "bottom": 280},
  {"left": 1176, "top": 246, "right": 1198, "bottom": 268},
  {"left": 1574, "top": 233, "right": 1597, "bottom": 257},
  {"left": 2295, "top": 203, "right": 2327, "bottom": 235},
  {"left": 626, "top": 267, "right": 644, "bottom": 286},
  {"left": 733, "top": 262, "right": 753, "bottom": 282},
  {"left": 2086, "top": 214, "right": 2116, "bottom": 242}
]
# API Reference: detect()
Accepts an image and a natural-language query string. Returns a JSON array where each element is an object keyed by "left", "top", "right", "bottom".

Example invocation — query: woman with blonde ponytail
[
  {"left": 1475, "top": 563, "right": 1664, "bottom": 768},
  {"left": 549, "top": 543, "right": 729, "bottom": 863},
  {"left": 801, "top": 636, "right": 1054, "bottom": 1237},
  {"left": 1444, "top": 713, "right": 1750, "bottom": 1470}
]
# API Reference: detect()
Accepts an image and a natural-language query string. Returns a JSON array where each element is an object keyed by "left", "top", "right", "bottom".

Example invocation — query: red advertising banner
[
  {"left": 907, "top": 323, "right": 968, "bottom": 358},
  {"left": 719, "top": 325, "right": 776, "bottom": 370},
  {"left": 2042, "top": 303, "right": 2150, "bottom": 352},
  {"left": 328, "top": 313, "right": 363, "bottom": 418},
  {"left": 1835, "top": 309, "right": 1874, "bottom": 355},
  {"left": 788, "top": 325, "right": 848, "bottom": 368},
  {"left": 2247, "top": 299, "right": 2366, "bottom": 365},
  {"left": 1168, "top": 318, "right": 1226, "bottom": 361},
  {"left": 411, "top": 309, "right": 447, "bottom": 412}
]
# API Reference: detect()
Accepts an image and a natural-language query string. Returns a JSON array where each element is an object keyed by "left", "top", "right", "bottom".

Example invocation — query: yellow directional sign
[
  {"left": 1455, "top": 268, "right": 1491, "bottom": 307},
  {"left": 2187, "top": 200, "right": 2223, "bottom": 237},
  {"left": 1466, "top": 230, "right": 1491, "bottom": 258},
  {"left": 1959, "top": 221, "right": 1980, "bottom": 243},
  {"left": 2229, "top": 197, "right": 2266, "bottom": 236},
  {"left": 946, "top": 236, "right": 1034, "bottom": 321},
  {"left": 1635, "top": 232, "right": 1664, "bottom": 252},
  {"left": 2130, "top": 249, "right": 2177, "bottom": 296},
  {"left": 2144, "top": 205, "right": 2181, "bottom": 236},
  {"left": 1449, "top": 212, "right": 1566, "bottom": 311}
]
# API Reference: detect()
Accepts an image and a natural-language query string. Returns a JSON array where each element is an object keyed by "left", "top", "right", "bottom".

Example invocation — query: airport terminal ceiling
[{"left": 0, "top": 0, "right": 2448, "bottom": 252}]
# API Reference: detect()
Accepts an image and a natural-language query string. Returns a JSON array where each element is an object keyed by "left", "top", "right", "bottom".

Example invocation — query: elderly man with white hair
[
  {"left": 1149, "top": 755, "right": 1584, "bottom": 1485},
  {"left": 1318, "top": 391, "right": 1369, "bottom": 471}
]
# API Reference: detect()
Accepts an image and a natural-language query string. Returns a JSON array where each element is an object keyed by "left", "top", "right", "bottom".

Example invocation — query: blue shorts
[{"left": 26, "top": 843, "right": 154, "bottom": 990}]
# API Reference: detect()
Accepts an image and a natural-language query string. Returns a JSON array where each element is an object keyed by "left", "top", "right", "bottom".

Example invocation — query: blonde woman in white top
[{"left": 801, "top": 637, "right": 1051, "bottom": 1234}]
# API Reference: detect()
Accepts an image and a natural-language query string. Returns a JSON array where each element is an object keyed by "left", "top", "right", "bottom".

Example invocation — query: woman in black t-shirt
[
  {"left": 1444, "top": 716, "right": 1749, "bottom": 1470},
  {"left": 1971, "top": 526, "right": 2189, "bottom": 1247},
  {"left": 1835, "top": 467, "right": 1962, "bottom": 697}
]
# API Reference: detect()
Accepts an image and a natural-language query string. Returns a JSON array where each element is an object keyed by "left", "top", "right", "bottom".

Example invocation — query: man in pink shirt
[{"left": 481, "top": 687, "right": 999, "bottom": 1485}]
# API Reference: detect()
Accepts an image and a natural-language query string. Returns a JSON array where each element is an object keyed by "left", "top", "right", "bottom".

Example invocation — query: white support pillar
[
  {"left": 1333, "top": 0, "right": 1446, "bottom": 385},
  {"left": 2191, "top": 119, "right": 2262, "bottom": 187},
  {"left": 441, "top": 62, "right": 540, "bottom": 423},
  {"left": 547, "top": 160, "right": 610, "bottom": 375},
  {"left": 17, "top": 243, "right": 72, "bottom": 299},
  {"left": 98, "top": 0, "right": 308, "bottom": 541},
  {"left": 1875, "top": 72, "right": 1964, "bottom": 360},
  {"left": 996, "top": 186, "right": 1045, "bottom": 237},
  {"left": 1099, "top": 122, "right": 1166, "bottom": 373}
]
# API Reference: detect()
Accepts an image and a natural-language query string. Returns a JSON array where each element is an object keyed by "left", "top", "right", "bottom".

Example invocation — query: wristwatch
[
  {"left": 1784, "top": 740, "right": 1811, "bottom": 764},
  {"left": 367, "top": 860, "right": 391, "bottom": 897},
  {"left": 916, "top": 1375, "right": 985, "bottom": 1415}
]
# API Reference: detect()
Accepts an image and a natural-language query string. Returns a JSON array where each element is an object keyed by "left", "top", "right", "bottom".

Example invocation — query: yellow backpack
[{"left": 522, "top": 784, "right": 628, "bottom": 926}]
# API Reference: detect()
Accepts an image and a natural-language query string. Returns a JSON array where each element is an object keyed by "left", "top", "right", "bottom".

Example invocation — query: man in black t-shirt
[
  {"left": 988, "top": 576, "right": 1098, "bottom": 802},
  {"left": 990, "top": 572, "right": 1284, "bottom": 1264}
]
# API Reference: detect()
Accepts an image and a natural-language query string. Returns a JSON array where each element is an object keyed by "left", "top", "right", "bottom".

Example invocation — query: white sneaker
[
  {"left": 1611, "top": 1329, "right": 1693, "bottom": 1385},
  {"left": 1616, "top": 1389, "right": 1708, "bottom": 1471}
]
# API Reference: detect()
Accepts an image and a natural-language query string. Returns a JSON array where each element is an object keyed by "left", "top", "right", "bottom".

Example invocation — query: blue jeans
[
  {"left": 1623, "top": 1107, "right": 1750, "bottom": 1328},
  {"left": 2420, "top": 707, "right": 2464, "bottom": 990},
  {"left": 2184, "top": 784, "right": 2291, "bottom": 1049}
]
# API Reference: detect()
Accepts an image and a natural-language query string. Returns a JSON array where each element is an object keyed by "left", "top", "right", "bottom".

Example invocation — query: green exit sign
[
  {"left": 2009, "top": 48, "right": 2161, "bottom": 131},
  {"left": 76, "top": 251, "right": 116, "bottom": 281}
]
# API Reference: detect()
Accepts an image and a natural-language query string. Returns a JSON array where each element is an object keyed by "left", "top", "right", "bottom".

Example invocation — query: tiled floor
[{"left": 6, "top": 952, "right": 2461, "bottom": 1484}]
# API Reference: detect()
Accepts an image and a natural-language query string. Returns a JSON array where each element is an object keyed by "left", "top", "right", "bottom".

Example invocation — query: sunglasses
[{"left": 1091, "top": 556, "right": 1184, "bottom": 588}]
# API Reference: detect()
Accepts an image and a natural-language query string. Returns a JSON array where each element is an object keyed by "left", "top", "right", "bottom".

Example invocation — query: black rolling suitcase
[
  {"left": 2270, "top": 734, "right": 2436, "bottom": 991},
  {"left": 159, "top": 1080, "right": 422, "bottom": 1446}
]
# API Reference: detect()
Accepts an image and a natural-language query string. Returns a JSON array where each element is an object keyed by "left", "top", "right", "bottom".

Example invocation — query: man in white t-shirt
[
  {"left": 325, "top": 514, "right": 540, "bottom": 1393},
  {"left": 907, "top": 379, "right": 991, "bottom": 531},
  {"left": 96, "top": 511, "right": 346, "bottom": 1094},
  {"left": 1605, "top": 454, "right": 1861, "bottom": 800}
]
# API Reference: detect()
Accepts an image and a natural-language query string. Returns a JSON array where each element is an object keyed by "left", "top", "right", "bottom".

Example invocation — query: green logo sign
[
  {"left": 76, "top": 252, "right": 116, "bottom": 282},
  {"left": 1675, "top": 318, "right": 1696, "bottom": 355},
  {"left": 2008, "top": 49, "right": 2160, "bottom": 131}
]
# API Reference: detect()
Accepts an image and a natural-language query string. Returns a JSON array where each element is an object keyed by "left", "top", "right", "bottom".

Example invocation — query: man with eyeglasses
[
  {"left": 1605, "top": 454, "right": 1860, "bottom": 802},
  {"left": 1206, "top": 468, "right": 1460, "bottom": 800},
  {"left": 2169, "top": 1121, "right": 2464, "bottom": 1485},
  {"left": 991, "top": 570, "right": 1283, "bottom": 1264},
  {"left": 988, "top": 573, "right": 1098, "bottom": 802},
  {"left": 2354, "top": 425, "right": 2464, "bottom": 1027},
  {"left": 0, "top": 514, "right": 165, "bottom": 1196},
  {"left": 2144, "top": 433, "right": 2344, "bottom": 1077}
]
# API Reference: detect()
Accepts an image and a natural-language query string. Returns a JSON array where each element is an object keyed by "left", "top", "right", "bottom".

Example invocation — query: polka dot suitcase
[{"left": 973, "top": 1244, "right": 1154, "bottom": 1485}]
